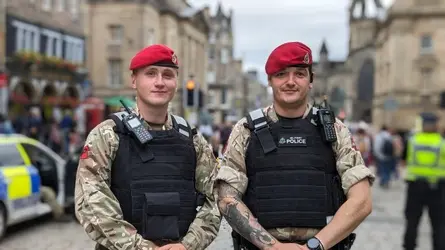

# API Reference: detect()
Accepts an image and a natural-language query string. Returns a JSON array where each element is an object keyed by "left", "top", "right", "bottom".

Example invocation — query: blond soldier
[
  {"left": 75, "top": 44, "right": 221, "bottom": 250},
  {"left": 216, "top": 42, "right": 375, "bottom": 250}
]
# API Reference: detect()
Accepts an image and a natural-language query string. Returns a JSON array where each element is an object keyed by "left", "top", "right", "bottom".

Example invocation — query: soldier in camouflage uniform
[
  {"left": 215, "top": 42, "right": 375, "bottom": 250},
  {"left": 75, "top": 44, "right": 221, "bottom": 250}
]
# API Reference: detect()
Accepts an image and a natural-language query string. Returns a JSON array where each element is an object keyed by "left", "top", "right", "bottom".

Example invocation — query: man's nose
[
  {"left": 286, "top": 74, "right": 297, "bottom": 84},
  {"left": 153, "top": 74, "right": 165, "bottom": 87}
]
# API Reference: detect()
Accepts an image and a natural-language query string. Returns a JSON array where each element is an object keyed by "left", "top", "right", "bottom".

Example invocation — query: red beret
[
  {"left": 129, "top": 44, "right": 179, "bottom": 70},
  {"left": 265, "top": 42, "right": 313, "bottom": 76}
]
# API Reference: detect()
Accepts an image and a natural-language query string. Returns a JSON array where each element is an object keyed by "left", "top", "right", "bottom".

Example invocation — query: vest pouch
[{"left": 142, "top": 192, "right": 181, "bottom": 240}]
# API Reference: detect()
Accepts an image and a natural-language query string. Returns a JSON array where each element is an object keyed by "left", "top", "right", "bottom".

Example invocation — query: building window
[
  {"left": 109, "top": 25, "right": 123, "bottom": 44},
  {"left": 12, "top": 20, "right": 40, "bottom": 53},
  {"left": 209, "top": 32, "right": 216, "bottom": 44},
  {"left": 220, "top": 48, "right": 229, "bottom": 64},
  {"left": 420, "top": 35, "right": 433, "bottom": 54},
  {"left": 421, "top": 68, "right": 433, "bottom": 91},
  {"left": 147, "top": 29, "right": 155, "bottom": 46},
  {"left": 42, "top": 0, "right": 52, "bottom": 11},
  {"left": 208, "top": 90, "right": 217, "bottom": 105},
  {"left": 57, "top": 0, "right": 66, "bottom": 12},
  {"left": 206, "top": 71, "right": 215, "bottom": 83},
  {"left": 70, "top": 0, "right": 79, "bottom": 18},
  {"left": 208, "top": 47, "right": 215, "bottom": 59},
  {"left": 108, "top": 60, "right": 122, "bottom": 87},
  {"left": 221, "top": 89, "right": 227, "bottom": 104}
]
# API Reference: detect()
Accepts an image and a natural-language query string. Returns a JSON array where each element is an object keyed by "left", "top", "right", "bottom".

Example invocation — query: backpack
[{"left": 382, "top": 138, "right": 394, "bottom": 157}]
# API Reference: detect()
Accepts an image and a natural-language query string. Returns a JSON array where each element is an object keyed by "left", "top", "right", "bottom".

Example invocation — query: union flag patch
[{"left": 80, "top": 146, "right": 90, "bottom": 159}]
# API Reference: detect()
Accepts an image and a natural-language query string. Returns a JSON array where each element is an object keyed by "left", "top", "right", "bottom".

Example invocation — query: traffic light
[{"left": 186, "top": 80, "right": 195, "bottom": 106}]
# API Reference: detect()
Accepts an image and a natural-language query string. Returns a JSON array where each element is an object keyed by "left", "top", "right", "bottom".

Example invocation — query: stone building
[
  {"left": 205, "top": 3, "right": 242, "bottom": 124},
  {"left": 85, "top": 0, "right": 210, "bottom": 115},
  {"left": 316, "top": 0, "right": 445, "bottom": 131},
  {"left": 312, "top": 0, "right": 382, "bottom": 123},
  {"left": 373, "top": 0, "right": 445, "bottom": 131},
  {"left": 3, "top": 0, "right": 87, "bottom": 118}
]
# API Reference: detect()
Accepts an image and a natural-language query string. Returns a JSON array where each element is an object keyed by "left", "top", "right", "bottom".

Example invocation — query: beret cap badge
[{"left": 303, "top": 53, "right": 310, "bottom": 64}]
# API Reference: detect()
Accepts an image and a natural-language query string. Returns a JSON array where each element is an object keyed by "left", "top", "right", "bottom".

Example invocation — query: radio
[
  {"left": 318, "top": 108, "right": 337, "bottom": 143},
  {"left": 120, "top": 100, "right": 153, "bottom": 144}
]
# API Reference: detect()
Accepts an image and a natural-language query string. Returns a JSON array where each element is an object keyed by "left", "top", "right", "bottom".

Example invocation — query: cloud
[{"left": 189, "top": 0, "right": 394, "bottom": 83}]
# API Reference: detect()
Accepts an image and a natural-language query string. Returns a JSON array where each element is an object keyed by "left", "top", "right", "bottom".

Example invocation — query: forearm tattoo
[{"left": 217, "top": 182, "right": 277, "bottom": 249}]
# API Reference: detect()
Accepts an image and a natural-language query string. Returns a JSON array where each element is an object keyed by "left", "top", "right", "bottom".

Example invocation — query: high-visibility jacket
[{"left": 405, "top": 132, "right": 445, "bottom": 182}]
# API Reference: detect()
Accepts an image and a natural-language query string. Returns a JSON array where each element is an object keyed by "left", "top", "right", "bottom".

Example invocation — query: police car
[{"left": 0, "top": 134, "right": 74, "bottom": 240}]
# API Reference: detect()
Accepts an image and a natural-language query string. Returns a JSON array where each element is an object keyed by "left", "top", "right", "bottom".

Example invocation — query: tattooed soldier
[
  {"left": 215, "top": 42, "right": 375, "bottom": 250},
  {"left": 75, "top": 44, "right": 221, "bottom": 250}
]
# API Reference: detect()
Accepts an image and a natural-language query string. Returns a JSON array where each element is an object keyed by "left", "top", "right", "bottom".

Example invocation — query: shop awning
[{"left": 103, "top": 96, "right": 136, "bottom": 108}]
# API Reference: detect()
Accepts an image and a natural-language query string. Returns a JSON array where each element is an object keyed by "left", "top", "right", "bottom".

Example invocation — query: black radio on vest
[
  {"left": 317, "top": 97, "right": 337, "bottom": 143},
  {"left": 119, "top": 100, "right": 153, "bottom": 144}
]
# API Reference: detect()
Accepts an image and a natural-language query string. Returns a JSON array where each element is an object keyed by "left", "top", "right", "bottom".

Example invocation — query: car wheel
[{"left": 0, "top": 204, "right": 6, "bottom": 240}]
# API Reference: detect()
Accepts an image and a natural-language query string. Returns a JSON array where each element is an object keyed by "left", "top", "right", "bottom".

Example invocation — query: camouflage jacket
[
  {"left": 215, "top": 104, "right": 375, "bottom": 241},
  {"left": 75, "top": 112, "right": 221, "bottom": 250}
]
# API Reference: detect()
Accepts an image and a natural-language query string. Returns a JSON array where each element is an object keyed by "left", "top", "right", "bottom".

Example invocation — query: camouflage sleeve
[
  {"left": 214, "top": 118, "right": 250, "bottom": 194},
  {"left": 74, "top": 119, "right": 157, "bottom": 250},
  {"left": 333, "top": 119, "right": 376, "bottom": 194},
  {"left": 181, "top": 133, "right": 222, "bottom": 250}
]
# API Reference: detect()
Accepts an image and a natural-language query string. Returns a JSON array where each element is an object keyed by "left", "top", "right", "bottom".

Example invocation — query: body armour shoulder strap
[
  {"left": 109, "top": 112, "right": 195, "bottom": 139},
  {"left": 171, "top": 114, "right": 195, "bottom": 139},
  {"left": 246, "top": 107, "right": 320, "bottom": 154},
  {"left": 109, "top": 111, "right": 129, "bottom": 133},
  {"left": 246, "top": 109, "right": 277, "bottom": 154}
]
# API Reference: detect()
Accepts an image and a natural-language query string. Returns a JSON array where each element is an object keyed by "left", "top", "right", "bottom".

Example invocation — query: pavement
[{"left": 0, "top": 171, "right": 433, "bottom": 250}]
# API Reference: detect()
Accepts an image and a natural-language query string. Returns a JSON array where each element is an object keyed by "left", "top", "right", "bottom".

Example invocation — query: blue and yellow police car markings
[
  {"left": 0, "top": 165, "right": 41, "bottom": 210},
  {"left": 0, "top": 171, "right": 7, "bottom": 201},
  {"left": 0, "top": 142, "right": 41, "bottom": 209},
  {"left": 27, "top": 165, "right": 40, "bottom": 195},
  {"left": 0, "top": 166, "right": 32, "bottom": 201}
]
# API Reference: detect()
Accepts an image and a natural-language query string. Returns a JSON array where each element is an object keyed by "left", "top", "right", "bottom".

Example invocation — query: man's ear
[{"left": 131, "top": 73, "right": 137, "bottom": 89}]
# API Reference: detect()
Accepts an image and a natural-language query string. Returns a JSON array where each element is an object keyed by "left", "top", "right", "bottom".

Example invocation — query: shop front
[{"left": 7, "top": 57, "right": 82, "bottom": 121}]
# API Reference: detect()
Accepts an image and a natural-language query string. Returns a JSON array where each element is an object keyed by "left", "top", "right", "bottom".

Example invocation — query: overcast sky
[{"left": 188, "top": 0, "right": 394, "bottom": 82}]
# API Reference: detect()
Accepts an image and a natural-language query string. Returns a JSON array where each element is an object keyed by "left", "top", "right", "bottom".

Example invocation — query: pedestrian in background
[{"left": 401, "top": 112, "right": 445, "bottom": 250}]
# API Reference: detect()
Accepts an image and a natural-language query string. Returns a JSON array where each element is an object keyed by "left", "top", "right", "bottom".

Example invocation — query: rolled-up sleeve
[
  {"left": 215, "top": 119, "right": 250, "bottom": 194},
  {"left": 333, "top": 121, "right": 376, "bottom": 194}
]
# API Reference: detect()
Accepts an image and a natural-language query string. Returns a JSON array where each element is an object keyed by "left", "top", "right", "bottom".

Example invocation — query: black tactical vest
[
  {"left": 109, "top": 112, "right": 198, "bottom": 241},
  {"left": 244, "top": 108, "right": 338, "bottom": 229}
]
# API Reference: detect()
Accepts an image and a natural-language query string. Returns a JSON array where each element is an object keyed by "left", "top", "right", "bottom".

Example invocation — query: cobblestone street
[{"left": 0, "top": 176, "right": 433, "bottom": 250}]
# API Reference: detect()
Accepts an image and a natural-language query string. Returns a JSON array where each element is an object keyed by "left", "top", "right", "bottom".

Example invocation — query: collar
[
  {"left": 134, "top": 105, "right": 174, "bottom": 130},
  {"left": 265, "top": 103, "right": 313, "bottom": 123}
]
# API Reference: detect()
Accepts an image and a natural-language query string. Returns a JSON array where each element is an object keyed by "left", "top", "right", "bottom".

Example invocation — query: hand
[
  {"left": 268, "top": 242, "right": 308, "bottom": 250},
  {"left": 157, "top": 243, "right": 187, "bottom": 250},
  {"left": 295, "top": 244, "right": 310, "bottom": 250}
]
